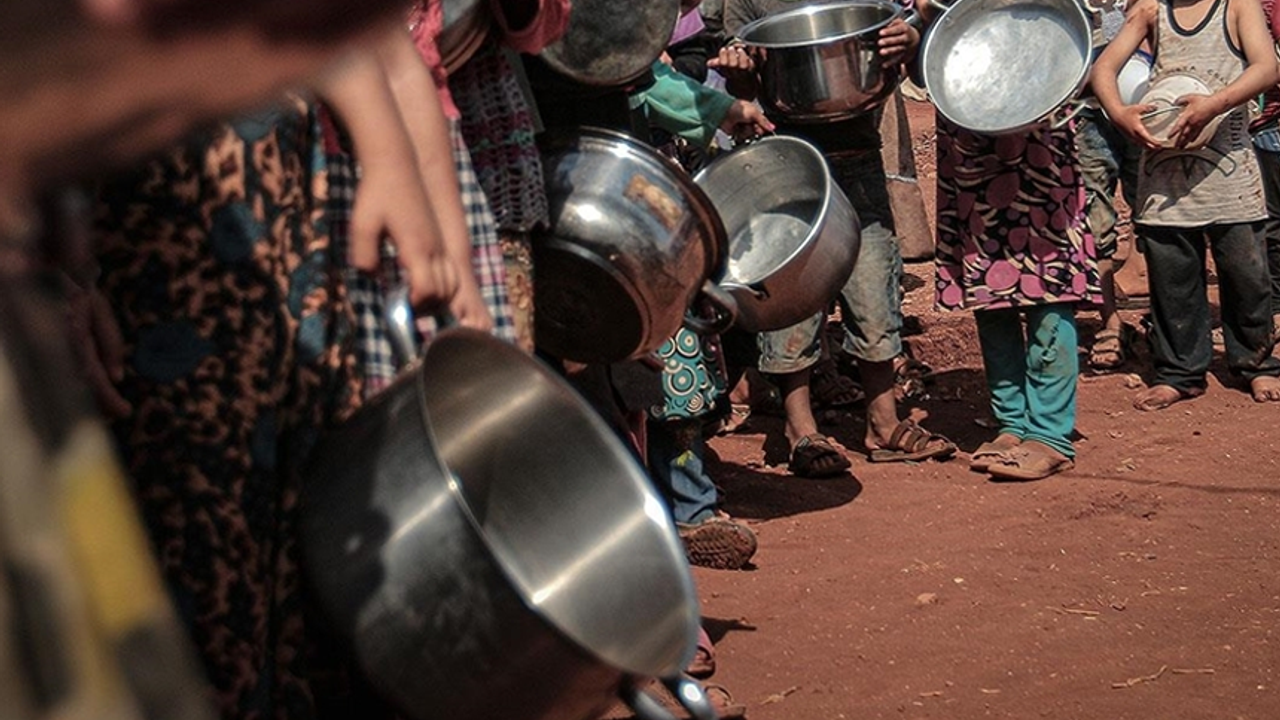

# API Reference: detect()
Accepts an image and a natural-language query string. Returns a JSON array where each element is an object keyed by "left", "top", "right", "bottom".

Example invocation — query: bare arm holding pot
[{"left": 1094, "top": 0, "right": 1277, "bottom": 149}]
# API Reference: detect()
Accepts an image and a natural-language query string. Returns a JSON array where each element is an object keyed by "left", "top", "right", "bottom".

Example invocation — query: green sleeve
[{"left": 630, "top": 62, "right": 735, "bottom": 148}]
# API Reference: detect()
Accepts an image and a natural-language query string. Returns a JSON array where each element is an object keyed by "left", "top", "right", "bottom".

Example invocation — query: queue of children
[{"left": 11, "top": 0, "right": 1280, "bottom": 719}]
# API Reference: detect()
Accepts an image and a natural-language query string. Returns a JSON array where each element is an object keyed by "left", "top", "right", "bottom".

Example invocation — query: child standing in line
[{"left": 1092, "top": 0, "right": 1280, "bottom": 409}]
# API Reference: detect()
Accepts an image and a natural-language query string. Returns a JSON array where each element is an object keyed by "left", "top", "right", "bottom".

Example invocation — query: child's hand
[
  {"left": 446, "top": 272, "right": 495, "bottom": 333},
  {"left": 707, "top": 43, "right": 757, "bottom": 76},
  {"left": 720, "top": 100, "right": 776, "bottom": 142},
  {"left": 1111, "top": 103, "right": 1164, "bottom": 150},
  {"left": 1167, "top": 93, "right": 1218, "bottom": 148},
  {"left": 877, "top": 17, "right": 919, "bottom": 67},
  {"left": 349, "top": 154, "right": 460, "bottom": 313}
]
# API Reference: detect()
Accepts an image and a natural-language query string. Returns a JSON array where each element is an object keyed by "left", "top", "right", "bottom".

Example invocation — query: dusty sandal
[
  {"left": 987, "top": 445, "right": 1074, "bottom": 481},
  {"left": 788, "top": 434, "right": 852, "bottom": 478},
  {"left": 868, "top": 420, "right": 957, "bottom": 463},
  {"left": 969, "top": 439, "right": 1017, "bottom": 472}
]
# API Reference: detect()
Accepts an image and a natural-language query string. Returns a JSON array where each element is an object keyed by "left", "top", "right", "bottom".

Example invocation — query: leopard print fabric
[{"left": 93, "top": 97, "right": 366, "bottom": 720}]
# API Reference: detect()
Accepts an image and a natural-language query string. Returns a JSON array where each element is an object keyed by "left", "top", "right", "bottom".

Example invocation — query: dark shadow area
[
  {"left": 701, "top": 616, "right": 758, "bottom": 646},
  {"left": 705, "top": 428, "right": 864, "bottom": 523},
  {"left": 819, "top": 366, "right": 995, "bottom": 455}
]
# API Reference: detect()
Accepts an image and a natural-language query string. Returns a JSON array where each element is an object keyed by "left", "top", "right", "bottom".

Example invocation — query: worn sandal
[
  {"left": 969, "top": 439, "right": 1018, "bottom": 472},
  {"left": 788, "top": 434, "right": 852, "bottom": 478},
  {"left": 986, "top": 445, "right": 1074, "bottom": 482},
  {"left": 868, "top": 419, "right": 957, "bottom": 463},
  {"left": 1088, "top": 324, "right": 1134, "bottom": 372}
]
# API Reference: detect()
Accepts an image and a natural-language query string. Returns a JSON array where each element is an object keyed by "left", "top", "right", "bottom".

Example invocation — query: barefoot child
[{"left": 1092, "top": 0, "right": 1280, "bottom": 409}]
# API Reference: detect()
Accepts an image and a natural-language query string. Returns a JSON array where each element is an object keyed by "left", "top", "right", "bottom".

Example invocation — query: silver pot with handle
[
  {"left": 694, "top": 135, "right": 860, "bottom": 332},
  {"left": 534, "top": 127, "right": 737, "bottom": 364},
  {"left": 736, "top": 0, "right": 915, "bottom": 123},
  {"left": 299, "top": 291, "right": 714, "bottom": 720},
  {"left": 537, "top": 0, "right": 680, "bottom": 86},
  {"left": 921, "top": 0, "right": 1093, "bottom": 134}
]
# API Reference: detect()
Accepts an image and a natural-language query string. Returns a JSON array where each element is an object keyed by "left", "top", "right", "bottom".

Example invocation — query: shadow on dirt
[
  {"left": 702, "top": 615, "right": 758, "bottom": 646},
  {"left": 706, "top": 435, "right": 864, "bottom": 522}
]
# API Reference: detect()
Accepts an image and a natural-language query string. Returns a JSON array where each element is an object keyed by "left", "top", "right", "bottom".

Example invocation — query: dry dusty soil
[{"left": 687, "top": 100, "right": 1280, "bottom": 720}]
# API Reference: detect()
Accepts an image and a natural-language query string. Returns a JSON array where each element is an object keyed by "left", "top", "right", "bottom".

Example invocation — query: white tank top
[{"left": 1136, "top": 0, "right": 1266, "bottom": 227}]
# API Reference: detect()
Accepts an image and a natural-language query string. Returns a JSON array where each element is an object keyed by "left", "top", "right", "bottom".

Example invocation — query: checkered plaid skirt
[{"left": 328, "top": 121, "right": 517, "bottom": 399}]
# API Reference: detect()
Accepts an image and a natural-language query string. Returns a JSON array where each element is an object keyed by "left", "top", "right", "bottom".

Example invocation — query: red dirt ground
[{"left": 689, "top": 100, "right": 1280, "bottom": 720}]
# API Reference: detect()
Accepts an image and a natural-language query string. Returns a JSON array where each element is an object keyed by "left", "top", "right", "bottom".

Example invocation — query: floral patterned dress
[
  {"left": 934, "top": 117, "right": 1100, "bottom": 312},
  {"left": 93, "top": 97, "right": 367, "bottom": 720}
]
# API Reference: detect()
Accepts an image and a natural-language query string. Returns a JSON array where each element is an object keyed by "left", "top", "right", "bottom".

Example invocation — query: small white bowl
[{"left": 1139, "top": 73, "right": 1220, "bottom": 149}]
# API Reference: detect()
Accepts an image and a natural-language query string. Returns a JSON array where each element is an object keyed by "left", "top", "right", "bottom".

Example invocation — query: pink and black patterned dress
[{"left": 933, "top": 117, "right": 1100, "bottom": 312}]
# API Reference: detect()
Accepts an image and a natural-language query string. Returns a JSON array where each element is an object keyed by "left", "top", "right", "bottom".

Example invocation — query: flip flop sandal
[
  {"left": 788, "top": 434, "right": 852, "bottom": 478},
  {"left": 968, "top": 440, "right": 1017, "bottom": 472},
  {"left": 868, "top": 419, "right": 958, "bottom": 463},
  {"left": 986, "top": 446, "right": 1074, "bottom": 482}
]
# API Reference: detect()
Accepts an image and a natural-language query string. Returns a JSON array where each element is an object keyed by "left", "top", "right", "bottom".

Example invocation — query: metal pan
[
  {"left": 537, "top": 0, "right": 680, "bottom": 86},
  {"left": 921, "top": 0, "right": 1092, "bottom": 135}
]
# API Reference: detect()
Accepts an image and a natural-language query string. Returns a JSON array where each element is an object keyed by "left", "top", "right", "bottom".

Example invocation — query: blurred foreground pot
[{"left": 300, "top": 307, "right": 713, "bottom": 720}]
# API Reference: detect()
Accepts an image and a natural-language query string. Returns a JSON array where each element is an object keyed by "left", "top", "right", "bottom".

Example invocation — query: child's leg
[
  {"left": 1141, "top": 226, "right": 1212, "bottom": 394},
  {"left": 973, "top": 307, "right": 1029, "bottom": 440},
  {"left": 1208, "top": 221, "right": 1280, "bottom": 397},
  {"left": 1021, "top": 303, "right": 1079, "bottom": 459},
  {"left": 646, "top": 418, "right": 718, "bottom": 525}
]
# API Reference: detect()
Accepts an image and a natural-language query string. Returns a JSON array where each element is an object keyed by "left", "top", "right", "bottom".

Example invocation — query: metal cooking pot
[
  {"left": 694, "top": 136, "right": 860, "bottom": 332},
  {"left": 921, "top": 0, "right": 1092, "bottom": 135},
  {"left": 534, "top": 127, "right": 737, "bottom": 364},
  {"left": 538, "top": 0, "right": 680, "bottom": 86},
  {"left": 299, "top": 296, "right": 714, "bottom": 720},
  {"left": 736, "top": 0, "right": 913, "bottom": 123}
]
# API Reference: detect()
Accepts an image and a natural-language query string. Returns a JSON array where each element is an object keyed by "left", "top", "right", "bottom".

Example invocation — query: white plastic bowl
[
  {"left": 1139, "top": 73, "right": 1219, "bottom": 149},
  {"left": 1116, "top": 51, "right": 1152, "bottom": 106}
]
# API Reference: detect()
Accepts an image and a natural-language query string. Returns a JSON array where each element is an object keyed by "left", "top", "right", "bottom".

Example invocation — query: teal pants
[{"left": 973, "top": 303, "right": 1079, "bottom": 458}]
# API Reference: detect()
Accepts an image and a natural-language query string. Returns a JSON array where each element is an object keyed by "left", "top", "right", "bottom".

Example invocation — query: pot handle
[
  {"left": 682, "top": 280, "right": 738, "bottom": 336},
  {"left": 384, "top": 282, "right": 458, "bottom": 366},
  {"left": 620, "top": 676, "right": 718, "bottom": 720}
]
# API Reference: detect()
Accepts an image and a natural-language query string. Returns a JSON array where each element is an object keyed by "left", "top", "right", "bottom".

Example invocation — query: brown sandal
[
  {"left": 868, "top": 420, "right": 957, "bottom": 463},
  {"left": 788, "top": 434, "right": 852, "bottom": 478}
]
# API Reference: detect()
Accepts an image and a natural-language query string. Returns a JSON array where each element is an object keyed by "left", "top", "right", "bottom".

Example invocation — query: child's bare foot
[
  {"left": 1133, "top": 384, "right": 1204, "bottom": 411},
  {"left": 1251, "top": 376, "right": 1280, "bottom": 403}
]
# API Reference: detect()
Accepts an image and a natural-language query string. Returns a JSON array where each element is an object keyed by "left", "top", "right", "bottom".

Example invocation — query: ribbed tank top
[{"left": 1136, "top": 0, "right": 1266, "bottom": 227}]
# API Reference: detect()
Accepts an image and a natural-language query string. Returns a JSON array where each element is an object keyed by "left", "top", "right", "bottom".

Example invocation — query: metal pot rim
[
  {"left": 921, "top": 0, "right": 1092, "bottom": 135},
  {"left": 545, "top": 126, "right": 730, "bottom": 273},
  {"left": 737, "top": 0, "right": 903, "bottom": 49},
  {"left": 694, "top": 135, "right": 836, "bottom": 287},
  {"left": 413, "top": 329, "right": 700, "bottom": 677}
]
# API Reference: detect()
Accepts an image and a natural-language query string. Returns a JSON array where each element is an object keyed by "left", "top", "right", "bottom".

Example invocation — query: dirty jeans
[
  {"left": 1077, "top": 105, "right": 1140, "bottom": 259},
  {"left": 756, "top": 152, "right": 904, "bottom": 373},
  {"left": 1252, "top": 130, "right": 1280, "bottom": 315},
  {"left": 974, "top": 303, "right": 1078, "bottom": 458},
  {"left": 1140, "top": 222, "right": 1280, "bottom": 391},
  {"left": 646, "top": 418, "right": 716, "bottom": 525}
]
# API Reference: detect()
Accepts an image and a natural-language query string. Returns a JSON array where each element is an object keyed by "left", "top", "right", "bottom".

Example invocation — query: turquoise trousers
[{"left": 973, "top": 303, "right": 1079, "bottom": 458}]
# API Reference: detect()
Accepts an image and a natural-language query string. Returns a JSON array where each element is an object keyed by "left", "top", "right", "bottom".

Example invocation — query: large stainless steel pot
[
  {"left": 538, "top": 0, "right": 680, "bottom": 86},
  {"left": 534, "top": 127, "right": 737, "bottom": 364},
  {"left": 737, "top": 0, "right": 912, "bottom": 123},
  {"left": 300, "top": 298, "right": 714, "bottom": 720},
  {"left": 694, "top": 136, "right": 860, "bottom": 332},
  {"left": 921, "top": 0, "right": 1092, "bottom": 134}
]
